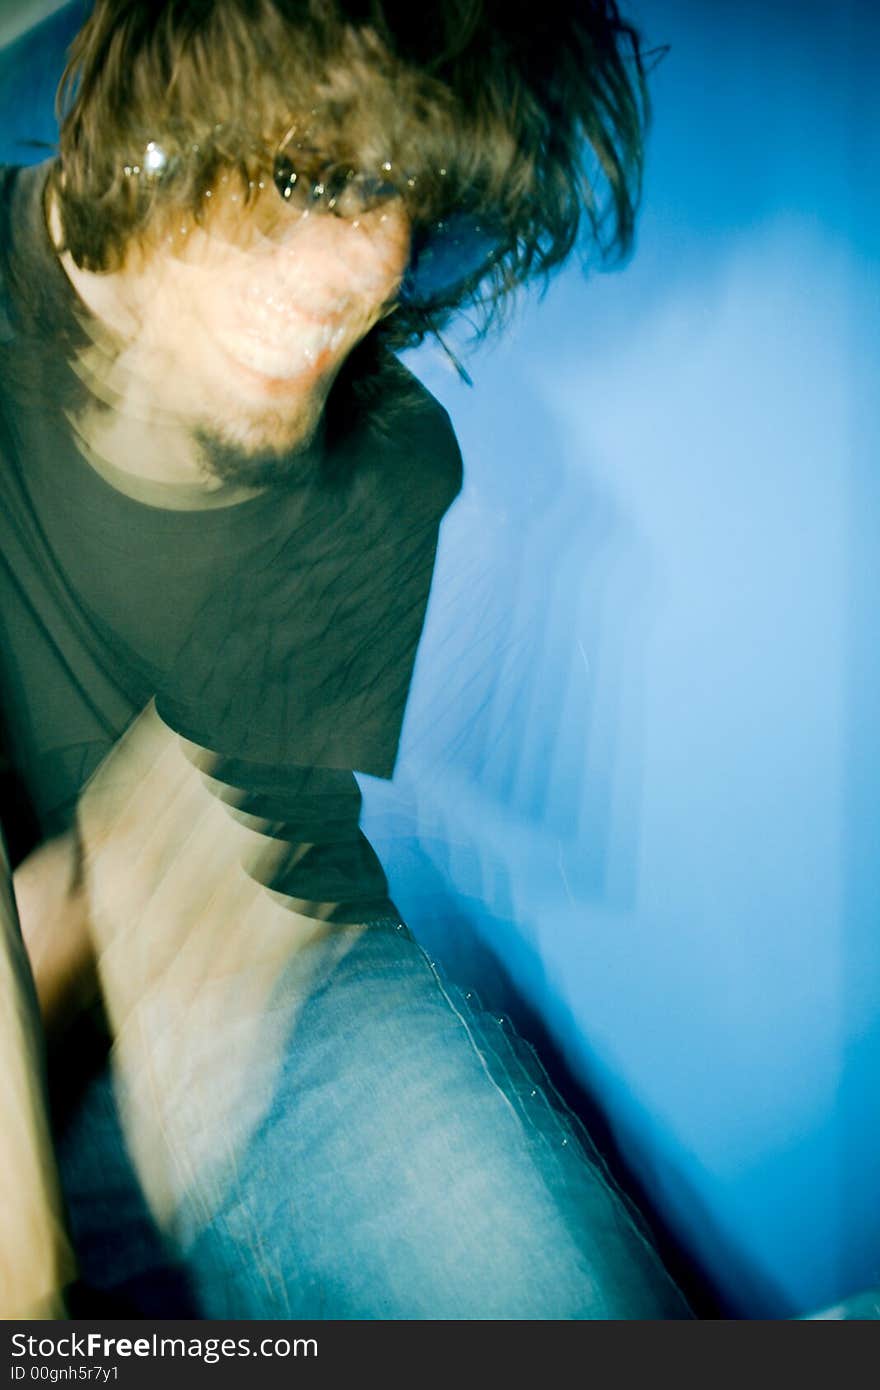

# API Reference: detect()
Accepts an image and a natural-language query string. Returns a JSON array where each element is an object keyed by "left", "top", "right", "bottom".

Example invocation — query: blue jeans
[{"left": 56, "top": 919, "right": 691, "bottom": 1319}]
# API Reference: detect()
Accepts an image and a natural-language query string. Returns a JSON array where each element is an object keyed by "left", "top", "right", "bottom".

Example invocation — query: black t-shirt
[{"left": 0, "top": 161, "right": 462, "bottom": 912}]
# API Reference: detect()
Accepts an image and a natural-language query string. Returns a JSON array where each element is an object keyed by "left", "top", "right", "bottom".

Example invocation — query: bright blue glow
[{"left": 367, "top": 0, "right": 879, "bottom": 1317}]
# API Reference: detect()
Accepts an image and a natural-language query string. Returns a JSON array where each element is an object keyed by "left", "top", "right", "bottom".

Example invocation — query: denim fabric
[{"left": 57, "top": 919, "right": 692, "bottom": 1320}]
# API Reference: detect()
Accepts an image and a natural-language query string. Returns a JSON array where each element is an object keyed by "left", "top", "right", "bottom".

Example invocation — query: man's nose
[{"left": 276, "top": 208, "right": 410, "bottom": 299}]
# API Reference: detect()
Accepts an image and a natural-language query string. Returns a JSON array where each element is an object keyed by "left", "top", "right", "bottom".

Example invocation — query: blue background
[{"left": 2, "top": 0, "right": 877, "bottom": 1318}]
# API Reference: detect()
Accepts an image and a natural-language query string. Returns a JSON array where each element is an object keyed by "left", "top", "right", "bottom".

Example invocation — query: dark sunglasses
[{"left": 271, "top": 138, "right": 505, "bottom": 311}]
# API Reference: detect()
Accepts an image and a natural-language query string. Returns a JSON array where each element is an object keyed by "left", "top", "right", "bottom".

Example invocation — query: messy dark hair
[{"left": 50, "top": 0, "right": 653, "bottom": 351}]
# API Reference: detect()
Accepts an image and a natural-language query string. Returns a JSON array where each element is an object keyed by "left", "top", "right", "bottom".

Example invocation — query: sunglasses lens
[
  {"left": 272, "top": 152, "right": 300, "bottom": 202},
  {"left": 401, "top": 214, "right": 502, "bottom": 306},
  {"left": 270, "top": 137, "right": 503, "bottom": 308},
  {"left": 273, "top": 145, "right": 398, "bottom": 217}
]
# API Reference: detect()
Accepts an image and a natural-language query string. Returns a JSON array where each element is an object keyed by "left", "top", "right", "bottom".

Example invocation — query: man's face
[{"left": 80, "top": 181, "right": 412, "bottom": 482}]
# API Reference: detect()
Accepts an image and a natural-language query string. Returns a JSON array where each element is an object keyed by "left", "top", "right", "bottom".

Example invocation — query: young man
[{"left": 0, "top": 0, "right": 691, "bottom": 1318}]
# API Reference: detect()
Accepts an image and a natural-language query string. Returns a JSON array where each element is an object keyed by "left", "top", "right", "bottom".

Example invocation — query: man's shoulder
[
  {"left": 357, "top": 353, "right": 464, "bottom": 521},
  {"left": 0, "top": 163, "right": 47, "bottom": 314},
  {"left": 0, "top": 162, "right": 35, "bottom": 242},
  {"left": 0, "top": 164, "right": 18, "bottom": 197},
  {"left": 0, "top": 164, "right": 20, "bottom": 259},
  {"left": 0, "top": 165, "right": 22, "bottom": 345}
]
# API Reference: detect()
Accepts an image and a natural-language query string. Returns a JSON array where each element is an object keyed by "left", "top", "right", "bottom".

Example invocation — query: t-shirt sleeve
[
  {"left": 155, "top": 383, "right": 462, "bottom": 915},
  {"left": 156, "top": 389, "right": 462, "bottom": 780}
]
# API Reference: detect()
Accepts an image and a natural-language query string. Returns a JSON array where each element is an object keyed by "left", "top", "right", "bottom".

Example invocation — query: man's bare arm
[
  {"left": 14, "top": 702, "right": 368, "bottom": 1232},
  {"left": 73, "top": 701, "right": 364, "bottom": 1228},
  {"left": 0, "top": 829, "right": 75, "bottom": 1317},
  {"left": 14, "top": 832, "right": 98, "bottom": 1046}
]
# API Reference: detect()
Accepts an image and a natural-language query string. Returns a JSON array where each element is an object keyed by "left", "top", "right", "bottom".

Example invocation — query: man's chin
[{"left": 193, "top": 418, "right": 324, "bottom": 491}]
